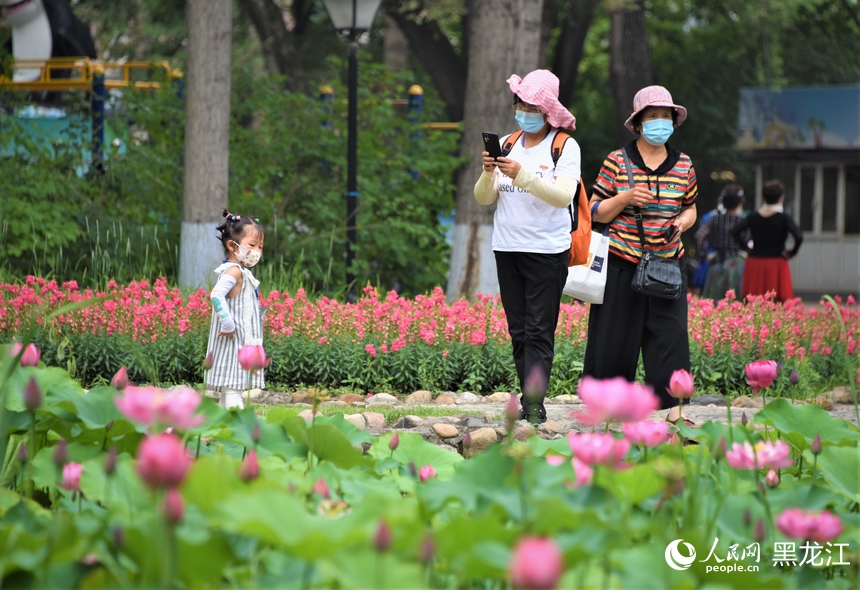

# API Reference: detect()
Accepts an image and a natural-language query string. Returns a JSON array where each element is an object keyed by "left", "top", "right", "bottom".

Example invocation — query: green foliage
[{"left": 0, "top": 350, "right": 858, "bottom": 587}]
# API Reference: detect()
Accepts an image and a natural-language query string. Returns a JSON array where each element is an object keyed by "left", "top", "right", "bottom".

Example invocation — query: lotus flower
[
  {"left": 576, "top": 377, "right": 659, "bottom": 425},
  {"left": 667, "top": 369, "right": 695, "bottom": 399},
  {"left": 374, "top": 520, "right": 392, "bottom": 552},
  {"left": 622, "top": 421, "right": 670, "bottom": 447},
  {"left": 567, "top": 432, "right": 630, "bottom": 467},
  {"left": 111, "top": 366, "right": 129, "bottom": 391},
  {"left": 725, "top": 440, "right": 793, "bottom": 470},
  {"left": 776, "top": 508, "right": 843, "bottom": 543},
  {"left": 238, "top": 344, "right": 270, "bottom": 372},
  {"left": 509, "top": 537, "right": 564, "bottom": 590},
  {"left": 60, "top": 462, "right": 83, "bottom": 491},
  {"left": 313, "top": 477, "right": 330, "bottom": 499},
  {"left": 162, "top": 489, "right": 184, "bottom": 526},
  {"left": 745, "top": 360, "right": 778, "bottom": 393},
  {"left": 137, "top": 433, "right": 191, "bottom": 489},
  {"left": 10, "top": 343, "right": 40, "bottom": 367},
  {"left": 24, "top": 377, "right": 42, "bottom": 412},
  {"left": 418, "top": 465, "right": 437, "bottom": 482},
  {"left": 571, "top": 457, "right": 593, "bottom": 487},
  {"left": 765, "top": 469, "right": 780, "bottom": 488},
  {"left": 115, "top": 385, "right": 205, "bottom": 430},
  {"left": 239, "top": 450, "right": 260, "bottom": 482},
  {"left": 545, "top": 454, "right": 565, "bottom": 467}
]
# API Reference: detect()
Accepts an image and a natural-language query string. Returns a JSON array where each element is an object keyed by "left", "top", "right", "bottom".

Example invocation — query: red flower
[
  {"left": 510, "top": 537, "right": 564, "bottom": 590},
  {"left": 745, "top": 360, "right": 778, "bottom": 393}
]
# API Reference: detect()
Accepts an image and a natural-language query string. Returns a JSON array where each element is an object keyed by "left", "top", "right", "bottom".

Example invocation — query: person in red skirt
[{"left": 730, "top": 180, "right": 803, "bottom": 302}]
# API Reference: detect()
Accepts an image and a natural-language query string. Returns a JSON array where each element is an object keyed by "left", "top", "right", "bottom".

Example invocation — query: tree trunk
[
  {"left": 608, "top": 0, "right": 652, "bottom": 145},
  {"left": 236, "top": 0, "right": 304, "bottom": 91},
  {"left": 446, "top": 0, "right": 544, "bottom": 300},
  {"left": 179, "top": 0, "right": 232, "bottom": 290},
  {"left": 383, "top": 1, "right": 467, "bottom": 121},
  {"left": 552, "top": 0, "right": 600, "bottom": 105},
  {"left": 383, "top": 15, "right": 409, "bottom": 72}
]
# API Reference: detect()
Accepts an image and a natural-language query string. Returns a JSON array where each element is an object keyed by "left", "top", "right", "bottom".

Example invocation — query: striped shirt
[{"left": 592, "top": 142, "right": 697, "bottom": 264}]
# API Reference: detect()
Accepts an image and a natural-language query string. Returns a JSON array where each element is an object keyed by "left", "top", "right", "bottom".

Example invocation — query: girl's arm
[
  {"left": 785, "top": 215, "right": 804, "bottom": 258},
  {"left": 210, "top": 268, "right": 242, "bottom": 333},
  {"left": 729, "top": 215, "right": 752, "bottom": 253}
]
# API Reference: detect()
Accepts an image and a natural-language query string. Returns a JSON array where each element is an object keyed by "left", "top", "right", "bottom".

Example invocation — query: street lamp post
[{"left": 321, "top": 0, "right": 382, "bottom": 300}]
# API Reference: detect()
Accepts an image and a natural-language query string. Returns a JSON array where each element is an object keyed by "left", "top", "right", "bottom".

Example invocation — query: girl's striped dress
[{"left": 205, "top": 262, "right": 265, "bottom": 390}]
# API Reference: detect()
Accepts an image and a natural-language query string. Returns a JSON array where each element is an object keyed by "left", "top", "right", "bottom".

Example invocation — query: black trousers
[
  {"left": 583, "top": 257, "right": 690, "bottom": 410},
  {"left": 495, "top": 250, "right": 569, "bottom": 419}
]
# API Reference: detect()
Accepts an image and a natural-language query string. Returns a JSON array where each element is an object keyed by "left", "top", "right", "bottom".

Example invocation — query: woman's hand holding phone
[{"left": 482, "top": 152, "right": 497, "bottom": 172}]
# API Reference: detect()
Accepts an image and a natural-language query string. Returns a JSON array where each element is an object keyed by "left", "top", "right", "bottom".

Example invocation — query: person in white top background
[{"left": 474, "top": 69, "right": 581, "bottom": 424}]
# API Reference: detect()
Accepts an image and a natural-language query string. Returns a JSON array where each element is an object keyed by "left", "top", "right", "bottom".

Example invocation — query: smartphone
[{"left": 482, "top": 131, "right": 503, "bottom": 160}]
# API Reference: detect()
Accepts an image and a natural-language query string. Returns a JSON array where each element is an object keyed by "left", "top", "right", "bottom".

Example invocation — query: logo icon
[{"left": 665, "top": 539, "right": 697, "bottom": 570}]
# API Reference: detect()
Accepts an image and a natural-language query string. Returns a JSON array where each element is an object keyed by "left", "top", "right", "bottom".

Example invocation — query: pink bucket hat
[
  {"left": 507, "top": 70, "right": 576, "bottom": 130},
  {"left": 624, "top": 85, "right": 687, "bottom": 132}
]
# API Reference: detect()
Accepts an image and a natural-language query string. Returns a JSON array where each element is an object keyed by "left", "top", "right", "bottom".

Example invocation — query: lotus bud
[
  {"left": 789, "top": 370, "right": 799, "bottom": 385},
  {"left": 251, "top": 423, "right": 261, "bottom": 444},
  {"left": 775, "top": 360, "right": 783, "bottom": 375},
  {"left": 505, "top": 395, "right": 519, "bottom": 425},
  {"left": 111, "top": 366, "right": 129, "bottom": 391},
  {"left": 162, "top": 489, "right": 184, "bottom": 527},
  {"left": 112, "top": 525, "right": 125, "bottom": 548},
  {"left": 409, "top": 462, "right": 418, "bottom": 478},
  {"left": 313, "top": 477, "right": 330, "bottom": 499},
  {"left": 419, "top": 535, "right": 435, "bottom": 563},
  {"left": 288, "top": 481, "right": 296, "bottom": 494},
  {"left": 203, "top": 353, "right": 214, "bottom": 370},
  {"left": 374, "top": 520, "right": 391, "bottom": 552},
  {"left": 24, "top": 377, "right": 42, "bottom": 412},
  {"left": 53, "top": 439, "right": 68, "bottom": 468},
  {"left": 238, "top": 450, "right": 260, "bottom": 482},
  {"left": 743, "top": 508, "right": 752, "bottom": 527},
  {"left": 463, "top": 431, "right": 472, "bottom": 449},
  {"left": 17, "top": 444, "right": 28, "bottom": 464},
  {"left": 754, "top": 519, "right": 766, "bottom": 542},
  {"left": 741, "top": 412, "right": 748, "bottom": 426},
  {"left": 388, "top": 432, "right": 400, "bottom": 452},
  {"left": 104, "top": 448, "right": 117, "bottom": 476},
  {"left": 106, "top": 420, "right": 114, "bottom": 432},
  {"left": 766, "top": 469, "right": 780, "bottom": 488},
  {"left": 810, "top": 434, "right": 822, "bottom": 456}
]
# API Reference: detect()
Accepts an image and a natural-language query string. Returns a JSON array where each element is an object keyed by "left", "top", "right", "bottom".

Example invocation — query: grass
[{"left": 252, "top": 403, "right": 488, "bottom": 423}]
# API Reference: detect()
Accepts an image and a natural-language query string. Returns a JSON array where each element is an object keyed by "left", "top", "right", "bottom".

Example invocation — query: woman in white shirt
[{"left": 474, "top": 69, "right": 581, "bottom": 424}]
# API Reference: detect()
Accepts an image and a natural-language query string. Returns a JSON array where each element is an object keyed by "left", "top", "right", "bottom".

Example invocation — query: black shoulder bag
[{"left": 622, "top": 148, "right": 683, "bottom": 300}]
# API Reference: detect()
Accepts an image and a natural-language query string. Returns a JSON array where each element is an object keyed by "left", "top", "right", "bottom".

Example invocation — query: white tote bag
[{"left": 563, "top": 227, "right": 610, "bottom": 304}]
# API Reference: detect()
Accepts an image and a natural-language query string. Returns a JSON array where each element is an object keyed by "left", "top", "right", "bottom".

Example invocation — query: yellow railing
[{"left": 0, "top": 58, "right": 182, "bottom": 92}]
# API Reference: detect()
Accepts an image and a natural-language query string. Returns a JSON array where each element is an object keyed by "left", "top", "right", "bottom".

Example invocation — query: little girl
[{"left": 205, "top": 210, "right": 266, "bottom": 408}]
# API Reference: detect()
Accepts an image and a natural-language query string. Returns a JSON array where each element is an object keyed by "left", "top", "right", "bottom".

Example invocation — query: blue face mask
[
  {"left": 515, "top": 110, "right": 546, "bottom": 133},
  {"left": 641, "top": 118, "right": 674, "bottom": 146}
]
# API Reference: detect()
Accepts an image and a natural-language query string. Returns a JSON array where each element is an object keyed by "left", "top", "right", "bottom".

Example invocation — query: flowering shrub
[
  {"left": 0, "top": 348, "right": 857, "bottom": 587},
  {"left": 0, "top": 279, "right": 858, "bottom": 395}
]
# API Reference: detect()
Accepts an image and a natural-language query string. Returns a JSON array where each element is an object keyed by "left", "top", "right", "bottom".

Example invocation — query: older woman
[
  {"left": 584, "top": 86, "right": 697, "bottom": 424},
  {"left": 474, "top": 69, "right": 581, "bottom": 424}
]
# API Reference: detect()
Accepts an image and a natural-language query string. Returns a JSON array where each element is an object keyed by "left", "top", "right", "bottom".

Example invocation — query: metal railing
[{"left": 0, "top": 58, "right": 183, "bottom": 92}]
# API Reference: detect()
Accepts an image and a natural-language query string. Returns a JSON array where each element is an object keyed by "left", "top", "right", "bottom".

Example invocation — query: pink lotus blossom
[
  {"left": 313, "top": 477, "right": 330, "bottom": 499},
  {"left": 567, "top": 432, "right": 629, "bottom": 467},
  {"left": 571, "top": 457, "right": 593, "bottom": 487},
  {"left": 622, "top": 421, "right": 670, "bottom": 447},
  {"left": 137, "top": 433, "right": 191, "bottom": 489},
  {"left": 60, "top": 462, "right": 83, "bottom": 491},
  {"left": 776, "top": 508, "right": 843, "bottom": 543},
  {"left": 162, "top": 488, "right": 184, "bottom": 526},
  {"left": 725, "top": 440, "right": 793, "bottom": 470},
  {"left": 509, "top": 537, "right": 564, "bottom": 590},
  {"left": 576, "top": 377, "right": 659, "bottom": 424},
  {"left": 545, "top": 454, "right": 565, "bottom": 467},
  {"left": 667, "top": 369, "right": 695, "bottom": 399},
  {"left": 10, "top": 343, "right": 40, "bottom": 367},
  {"left": 418, "top": 465, "right": 437, "bottom": 482},
  {"left": 745, "top": 360, "right": 778, "bottom": 393},
  {"left": 115, "top": 385, "right": 205, "bottom": 430},
  {"left": 111, "top": 366, "right": 129, "bottom": 391},
  {"left": 238, "top": 344, "right": 270, "bottom": 372},
  {"left": 239, "top": 450, "right": 260, "bottom": 482},
  {"left": 766, "top": 469, "right": 780, "bottom": 488}
]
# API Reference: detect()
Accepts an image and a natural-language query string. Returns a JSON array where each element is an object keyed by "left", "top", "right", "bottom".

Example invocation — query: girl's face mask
[{"left": 233, "top": 242, "right": 262, "bottom": 267}]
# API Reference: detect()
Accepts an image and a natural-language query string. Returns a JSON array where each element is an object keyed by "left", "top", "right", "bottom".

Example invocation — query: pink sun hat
[
  {"left": 624, "top": 85, "right": 687, "bottom": 132},
  {"left": 507, "top": 70, "right": 576, "bottom": 130}
]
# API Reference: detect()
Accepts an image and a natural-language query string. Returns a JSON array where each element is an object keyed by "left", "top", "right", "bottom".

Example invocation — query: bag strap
[
  {"left": 622, "top": 147, "right": 680, "bottom": 258},
  {"left": 621, "top": 148, "right": 647, "bottom": 250}
]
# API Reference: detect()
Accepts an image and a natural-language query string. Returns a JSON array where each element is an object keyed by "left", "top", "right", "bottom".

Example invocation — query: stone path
[{"left": 240, "top": 388, "right": 859, "bottom": 454}]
